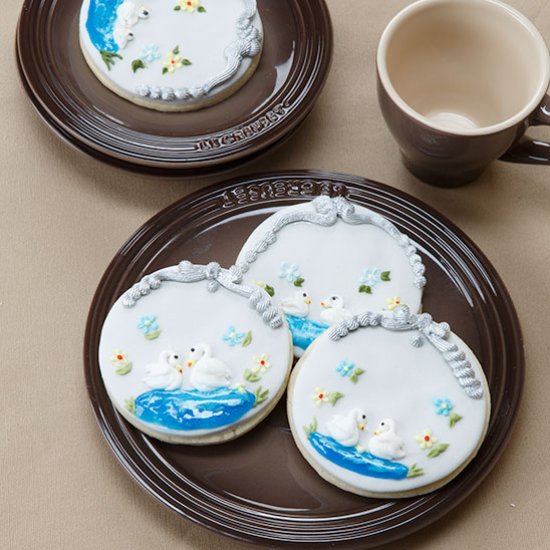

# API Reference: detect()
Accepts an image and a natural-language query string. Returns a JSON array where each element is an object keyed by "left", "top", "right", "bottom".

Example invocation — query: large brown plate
[
  {"left": 16, "top": 1, "right": 332, "bottom": 175},
  {"left": 84, "top": 171, "right": 524, "bottom": 547}
]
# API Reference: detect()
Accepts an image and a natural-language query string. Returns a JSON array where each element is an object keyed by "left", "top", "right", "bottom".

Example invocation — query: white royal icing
[
  {"left": 236, "top": 197, "right": 427, "bottom": 357},
  {"left": 99, "top": 262, "right": 292, "bottom": 443},
  {"left": 288, "top": 306, "right": 490, "bottom": 496},
  {"left": 79, "top": 0, "right": 262, "bottom": 109}
]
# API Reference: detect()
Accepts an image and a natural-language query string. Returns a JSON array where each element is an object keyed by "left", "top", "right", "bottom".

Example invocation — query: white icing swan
[
  {"left": 326, "top": 408, "right": 367, "bottom": 447},
  {"left": 186, "top": 344, "right": 233, "bottom": 392},
  {"left": 143, "top": 350, "right": 184, "bottom": 391},
  {"left": 114, "top": 2, "right": 150, "bottom": 48},
  {"left": 368, "top": 419, "right": 406, "bottom": 461},
  {"left": 117, "top": 1, "right": 150, "bottom": 27},
  {"left": 319, "top": 295, "right": 354, "bottom": 325},
  {"left": 281, "top": 290, "right": 311, "bottom": 318}
]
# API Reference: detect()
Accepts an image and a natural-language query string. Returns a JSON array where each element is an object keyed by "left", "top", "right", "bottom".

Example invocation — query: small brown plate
[
  {"left": 84, "top": 171, "right": 524, "bottom": 547},
  {"left": 16, "top": 1, "right": 332, "bottom": 176}
]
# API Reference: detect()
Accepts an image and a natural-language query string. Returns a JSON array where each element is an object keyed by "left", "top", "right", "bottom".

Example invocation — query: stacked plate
[{"left": 16, "top": 0, "right": 332, "bottom": 175}]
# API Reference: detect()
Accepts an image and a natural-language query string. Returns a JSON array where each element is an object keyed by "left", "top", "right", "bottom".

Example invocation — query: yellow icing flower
[
  {"left": 386, "top": 296, "right": 402, "bottom": 311},
  {"left": 416, "top": 429, "right": 438, "bottom": 449},
  {"left": 312, "top": 387, "right": 329, "bottom": 406},
  {"left": 253, "top": 354, "right": 271, "bottom": 373},
  {"left": 164, "top": 52, "right": 183, "bottom": 73},
  {"left": 111, "top": 349, "right": 129, "bottom": 367},
  {"left": 178, "top": 0, "right": 201, "bottom": 12}
]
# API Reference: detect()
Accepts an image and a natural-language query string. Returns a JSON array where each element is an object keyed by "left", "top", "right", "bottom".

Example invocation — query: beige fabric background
[{"left": 2, "top": 0, "right": 550, "bottom": 548}]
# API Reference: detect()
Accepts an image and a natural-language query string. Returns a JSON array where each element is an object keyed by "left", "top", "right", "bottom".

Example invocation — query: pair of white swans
[
  {"left": 281, "top": 291, "right": 354, "bottom": 325},
  {"left": 143, "top": 345, "right": 232, "bottom": 392},
  {"left": 327, "top": 409, "right": 406, "bottom": 461}
]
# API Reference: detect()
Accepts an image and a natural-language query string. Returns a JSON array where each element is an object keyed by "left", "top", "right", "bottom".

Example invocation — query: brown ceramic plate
[
  {"left": 16, "top": 1, "right": 332, "bottom": 175},
  {"left": 84, "top": 171, "right": 524, "bottom": 547}
]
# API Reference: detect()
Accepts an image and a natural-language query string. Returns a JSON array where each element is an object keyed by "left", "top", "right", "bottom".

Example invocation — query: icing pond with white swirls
[
  {"left": 236, "top": 197, "right": 427, "bottom": 357},
  {"left": 99, "top": 262, "right": 292, "bottom": 444},
  {"left": 79, "top": 0, "right": 263, "bottom": 110},
  {"left": 287, "top": 306, "right": 490, "bottom": 497}
]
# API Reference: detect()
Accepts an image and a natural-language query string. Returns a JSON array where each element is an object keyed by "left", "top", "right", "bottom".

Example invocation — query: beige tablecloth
[{"left": 2, "top": 1, "right": 550, "bottom": 548}]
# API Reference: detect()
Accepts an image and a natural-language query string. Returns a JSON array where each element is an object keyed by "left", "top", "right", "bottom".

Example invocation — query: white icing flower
[
  {"left": 111, "top": 349, "right": 130, "bottom": 367},
  {"left": 252, "top": 354, "right": 271, "bottom": 374}
]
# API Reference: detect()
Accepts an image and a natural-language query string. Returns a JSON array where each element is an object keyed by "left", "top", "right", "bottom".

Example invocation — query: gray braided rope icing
[
  {"left": 237, "top": 196, "right": 427, "bottom": 289},
  {"left": 121, "top": 261, "right": 282, "bottom": 329},
  {"left": 329, "top": 305, "right": 483, "bottom": 400},
  {"left": 136, "top": 0, "right": 262, "bottom": 102}
]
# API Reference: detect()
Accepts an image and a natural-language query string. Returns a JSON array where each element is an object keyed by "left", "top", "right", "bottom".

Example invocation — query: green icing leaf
[
  {"left": 145, "top": 330, "right": 161, "bottom": 341},
  {"left": 162, "top": 67, "right": 169, "bottom": 75},
  {"left": 264, "top": 284, "right": 275, "bottom": 297},
  {"left": 304, "top": 417, "right": 317, "bottom": 440},
  {"left": 115, "top": 362, "right": 133, "bottom": 375},
  {"left": 427, "top": 443, "right": 449, "bottom": 458},
  {"left": 241, "top": 331, "right": 253, "bottom": 348},
  {"left": 173, "top": 45, "right": 180, "bottom": 55},
  {"left": 349, "top": 368, "right": 365, "bottom": 384},
  {"left": 124, "top": 397, "right": 136, "bottom": 415},
  {"left": 198, "top": 6, "right": 206, "bottom": 12},
  {"left": 182, "top": 58, "right": 192, "bottom": 66},
  {"left": 406, "top": 464, "right": 424, "bottom": 478},
  {"left": 449, "top": 412, "right": 463, "bottom": 428},
  {"left": 131, "top": 59, "right": 146, "bottom": 73},
  {"left": 359, "top": 285, "right": 372, "bottom": 294},
  {"left": 99, "top": 50, "right": 123, "bottom": 71},
  {"left": 381, "top": 271, "right": 391, "bottom": 282},
  {"left": 253, "top": 386, "right": 269, "bottom": 407},
  {"left": 294, "top": 277, "right": 305, "bottom": 287},
  {"left": 329, "top": 392, "right": 344, "bottom": 406},
  {"left": 244, "top": 369, "right": 261, "bottom": 383},
  {"left": 173, "top": 5, "right": 181, "bottom": 10}
]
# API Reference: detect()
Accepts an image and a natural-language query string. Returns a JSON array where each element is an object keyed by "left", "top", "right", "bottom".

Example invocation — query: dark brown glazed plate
[
  {"left": 84, "top": 171, "right": 524, "bottom": 547},
  {"left": 16, "top": 1, "right": 332, "bottom": 175}
]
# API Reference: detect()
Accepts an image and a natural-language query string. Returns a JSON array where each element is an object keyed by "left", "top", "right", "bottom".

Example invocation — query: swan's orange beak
[
  {"left": 359, "top": 424, "right": 366, "bottom": 431},
  {"left": 373, "top": 430, "right": 380, "bottom": 436},
  {"left": 320, "top": 300, "right": 327, "bottom": 308},
  {"left": 187, "top": 359, "right": 195, "bottom": 368},
  {"left": 305, "top": 297, "right": 312, "bottom": 305},
  {"left": 178, "top": 367, "right": 183, "bottom": 374}
]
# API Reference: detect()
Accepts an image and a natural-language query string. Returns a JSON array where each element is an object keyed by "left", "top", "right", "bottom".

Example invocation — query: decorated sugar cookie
[
  {"left": 287, "top": 306, "right": 490, "bottom": 497},
  {"left": 99, "top": 261, "right": 292, "bottom": 444},
  {"left": 79, "top": 0, "right": 263, "bottom": 111},
  {"left": 236, "top": 197, "right": 427, "bottom": 356}
]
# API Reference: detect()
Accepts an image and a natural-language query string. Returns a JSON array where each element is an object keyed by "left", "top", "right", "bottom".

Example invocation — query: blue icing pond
[
  {"left": 135, "top": 388, "right": 256, "bottom": 431},
  {"left": 286, "top": 315, "right": 329, "bottom": 351},
  {"left": 86, "top": 0, "right": 125, "bottom": 52},
  {"left": 309, "top": 432, "right": 410, "bottom": 480}
]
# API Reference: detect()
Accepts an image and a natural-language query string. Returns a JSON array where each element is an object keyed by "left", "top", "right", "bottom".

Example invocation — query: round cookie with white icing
[
  {"left": 236, "top": 197, "right": 427, "bottom": 357},
  {"left": 287, "top": 306, "right": 490, "bottom": 498},
  {"left": 79, "top": 0, "right": 263, "bottom": 111},
  {"left": 99, "top": 261, "right": 292, "bottom": 444}
]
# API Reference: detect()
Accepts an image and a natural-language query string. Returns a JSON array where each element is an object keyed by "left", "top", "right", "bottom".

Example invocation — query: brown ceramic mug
[{"left": 377, "top": 0, "right": 550, "bottom": 187}]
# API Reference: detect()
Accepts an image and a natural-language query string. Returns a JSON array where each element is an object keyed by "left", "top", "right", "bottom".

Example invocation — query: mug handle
[{"left": 500, "top": 94, "right": 550, "bottom": 164}]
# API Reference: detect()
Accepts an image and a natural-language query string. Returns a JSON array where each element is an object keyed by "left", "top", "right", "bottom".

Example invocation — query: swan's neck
[{"left": 198, "top": 344, "right": 212, "bottom": 359}]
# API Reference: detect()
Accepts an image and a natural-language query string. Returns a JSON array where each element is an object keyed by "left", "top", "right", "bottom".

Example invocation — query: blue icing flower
[
  {"left": 140, "top": 44, "right": 161, "bottom": 63},
  {"left": 138, "top": 315, "right": 159, "bottom": 335},
  {"left": 279, "top": 262, "right": 301, "bottom": 283},
  {"left": 433, "top": 397, "right": 454, "bottom": 416},
  {"left": 336, "top": 360, "right": 354, "bottom": 377},
  {"left": 222, "top": 326, "right": 245, "bottom": 347},
  {"left": 359, "top": 267, "right": 382, "bottom": 287}
]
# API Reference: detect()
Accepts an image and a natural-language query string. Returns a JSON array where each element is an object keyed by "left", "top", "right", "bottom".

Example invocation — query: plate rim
[{"left": 84, "top": 170, "right": 524, "bottom": 547}]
